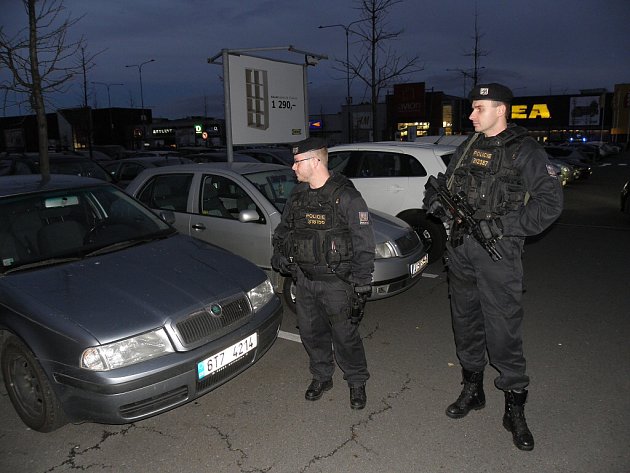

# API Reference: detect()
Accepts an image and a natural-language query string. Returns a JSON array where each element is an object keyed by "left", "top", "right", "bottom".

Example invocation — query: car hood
[
  {"left": 0, "top": 235, "right": 265, "bottom": 345},
  {"left": 369, "top": 208, "right": 413, "bottom": 242}
]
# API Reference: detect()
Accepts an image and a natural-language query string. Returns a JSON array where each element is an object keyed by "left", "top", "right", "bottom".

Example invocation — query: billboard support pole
[{"left": 221, "top": 49, "right": 234, "bottom": 162}]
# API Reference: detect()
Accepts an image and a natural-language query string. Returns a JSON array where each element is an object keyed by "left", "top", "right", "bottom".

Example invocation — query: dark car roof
[
  {"left": 112, "top": 156, "right": 193, "bottom": 165},
  {"left": 135, "top": 161, "right": 288, "bottom": 176},
  {"left": 0, "top": 174, "right": 107, "bottom": 198}
]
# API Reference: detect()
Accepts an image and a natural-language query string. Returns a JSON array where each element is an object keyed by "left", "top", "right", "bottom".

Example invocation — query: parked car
[
  {"left": 124, "top": 150, "right": 183, "bottom": 158},
  {"left": 548, "top": 159, "right": 573, "bottom": 187},
  {"left": 0, "top": 153, "right": 114, "bottom": 183},
  {"left": 237, "top": 147, "right": 294, "bottom": 166},
  {"left": 0, "top": 174, "right": 281, "bottom": 432},
  {"left": 186, "top": 151, "right": 259, "bottom": 163},
  {"left": 544, "top": 146, "right": 592, "bottom": 180},
  {"left": 621, "top": 180, "right": 629, "bottom": 215},
  {"left": 103, "top": 155, "right": 194, "bottom": 188},
  {"left": 561, "top": 142, "right": 599, "bottom": 162},
  {"left": 327, "top": 141, "right": 457, "bottom": 262},
  {"left": 126, "top": 163, "right": 430, "bottom": 312}
]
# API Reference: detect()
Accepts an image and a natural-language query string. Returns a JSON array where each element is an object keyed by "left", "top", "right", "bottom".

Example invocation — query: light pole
[
  {"left": 92, "top": 81, "right": 124, "bottom": 143},
  {"left": 125, "top": 59, "right": 155, "bottom": 118},
  {"left": 318, "top": 20, "right": 363, "bottom": 143},
  {"left": 92, "top": 81, "right": 124, "bottom": 108},
  {"left": 125, "top": 59, "right": 155, "bottom": 149}
]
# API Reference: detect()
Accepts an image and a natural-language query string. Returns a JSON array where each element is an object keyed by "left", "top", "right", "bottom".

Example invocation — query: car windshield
[
  {"left": 0, "top": 184, "right": 173, "bottom": 274},
  {"left": 49, "top": 160, "right": 112, "bottom": 182},
  {"left": 243, "top": 168, "right": 298, "bottom": 213}
]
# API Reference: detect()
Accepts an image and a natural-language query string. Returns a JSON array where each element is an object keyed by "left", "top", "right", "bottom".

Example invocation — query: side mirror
[
  {"left": 159, "top": 210, "right": 176, "bottom": 225},
  {"left": 238, "top": 209, "right": 260, "bottom": 223}
]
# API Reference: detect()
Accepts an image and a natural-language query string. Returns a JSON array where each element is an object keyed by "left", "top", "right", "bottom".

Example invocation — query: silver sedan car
[
  {"left": 126, "top": 163, "right": 430, "bottom": 312},
  {"left": 0, "top": 175, "right": 281, "bottom": 432}
]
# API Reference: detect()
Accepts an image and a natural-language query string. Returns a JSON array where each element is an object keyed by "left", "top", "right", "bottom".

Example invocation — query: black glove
[
  {"left": 354, "top": 284, "right": 372, "bottom": 298},
  {"left": 478, "top": 218, "right": 503, "bottom": 240},
  {"left": 271, "top": 253, "right": 295, "bottom": 276},
  {"left": 427, "top": 197, "right": 446, "bottom": 218}
]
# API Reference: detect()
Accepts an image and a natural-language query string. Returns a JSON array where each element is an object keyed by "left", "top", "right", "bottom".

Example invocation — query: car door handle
[
  {"left": 191, "top": 223, "right": 206, "bottom": 231},
  {"left": 388, "top": 185, "right": 405, "bottom": 192}
]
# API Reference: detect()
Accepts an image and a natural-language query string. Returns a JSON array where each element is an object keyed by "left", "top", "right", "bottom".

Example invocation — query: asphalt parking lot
[{"left": 1, "top": 151, "right": 629, "bottom": 473}]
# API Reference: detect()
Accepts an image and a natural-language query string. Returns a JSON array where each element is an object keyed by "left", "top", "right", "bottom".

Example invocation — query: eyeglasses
[{"left": 293, "top": 156, "right": 315, "bottom": 165}]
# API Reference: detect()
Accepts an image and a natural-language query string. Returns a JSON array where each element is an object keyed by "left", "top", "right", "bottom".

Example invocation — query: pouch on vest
[
  {"left": 324, "top": 228, "right": 353, "bottom": 267},
  {"left": 290, "top": 229, "right": 320, "bottom": 264}
]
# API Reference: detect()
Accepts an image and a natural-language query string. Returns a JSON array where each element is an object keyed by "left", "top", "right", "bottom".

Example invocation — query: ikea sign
[{"left": 511, "top": 104, "right": 551, "bottom": 119}]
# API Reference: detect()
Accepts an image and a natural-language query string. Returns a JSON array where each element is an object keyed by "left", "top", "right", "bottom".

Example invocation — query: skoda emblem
[{"left": 207, "top": 303, "right": 222, "bottom": 317}]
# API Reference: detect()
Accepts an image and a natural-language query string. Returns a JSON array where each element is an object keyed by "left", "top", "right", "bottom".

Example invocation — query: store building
[{"left": 310, "top": 82, "right": 630, "bottom": 146}]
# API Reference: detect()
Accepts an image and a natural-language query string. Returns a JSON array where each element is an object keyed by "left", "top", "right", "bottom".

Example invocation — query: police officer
[
  {"left": 272, "top": 137, "right": 375, "bottom": 410},
  {"left": 423, "top": 83, "right": 563, "bottom": 451}
]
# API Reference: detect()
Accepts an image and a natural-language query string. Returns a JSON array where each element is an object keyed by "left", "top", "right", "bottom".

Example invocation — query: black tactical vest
[
  {"left": 287, "top": 174, "right": 354, "bottom": 274},
  {"left": 450, "top": 124, "right": 530, "bottom": 218}
]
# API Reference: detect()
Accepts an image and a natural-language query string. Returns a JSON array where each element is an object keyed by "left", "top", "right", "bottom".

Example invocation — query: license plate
[
  {"left": 410, "top": 254, "right": 429, "bottom": 277},
  {"left": 197, "top": 333, "right": 258, "bottom": 380}
]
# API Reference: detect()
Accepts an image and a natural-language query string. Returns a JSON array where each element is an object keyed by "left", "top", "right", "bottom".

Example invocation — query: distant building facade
[{"left": 309, "top": 82, "right": 630, "bottom": 146}]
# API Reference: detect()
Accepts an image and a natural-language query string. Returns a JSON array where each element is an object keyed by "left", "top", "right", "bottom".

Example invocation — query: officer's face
[
  {"left": 292, "top": 152, "right": 315, "bottom": 182},
  {"left": 469, "top": 100, "right": 507, "bottom": 137}
]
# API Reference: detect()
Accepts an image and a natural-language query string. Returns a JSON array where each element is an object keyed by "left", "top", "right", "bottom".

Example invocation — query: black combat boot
[
  {"left": 503, "top": 389, "right": 535, "bottom": 451},
  {"left": 445, "top": 369, "right": 486, "bottom": 419}
]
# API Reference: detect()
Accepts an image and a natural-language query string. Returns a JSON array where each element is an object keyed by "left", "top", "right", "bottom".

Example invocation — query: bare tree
[
  {"left": 349, "top": 0, "right": 423, "bottom": 140},
  {"left": 462, "top": 1, "right": 489, "bottom": 87},
  {"left": 0, "top": 0, "right": 86, "bottom": 180}
]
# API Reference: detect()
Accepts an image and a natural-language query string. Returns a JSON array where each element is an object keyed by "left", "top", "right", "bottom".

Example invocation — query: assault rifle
[{"left": 427, "top": 175, "right": 502, "bottom": 262}]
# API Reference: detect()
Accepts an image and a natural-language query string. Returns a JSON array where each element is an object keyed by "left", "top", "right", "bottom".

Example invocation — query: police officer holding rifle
[
  {"left": 272, "top": 137, "right": 375, "bottom": 410},
  {"left": 423, "top": 83, "right": 563, "bottom": 451}
]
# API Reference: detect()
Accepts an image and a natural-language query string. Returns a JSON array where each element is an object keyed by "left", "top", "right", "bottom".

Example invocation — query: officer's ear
[{"left": 496, "top": 103, "right": 507, "bottom": 118}]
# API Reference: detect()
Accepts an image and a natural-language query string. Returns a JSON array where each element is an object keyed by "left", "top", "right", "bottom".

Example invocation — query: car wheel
[
  {"left": 399, "top": 210, "right": 447, "bottom": 263},
  {"left": 282, "top": 277, "right": 297, "bottom": 314},
  {"left": 1, "top": 335, "right": 67, "bottom": 432}
]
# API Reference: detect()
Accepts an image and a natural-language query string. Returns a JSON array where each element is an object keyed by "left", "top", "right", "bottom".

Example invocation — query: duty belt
[{"left": 303, "top": 271, "right": 338, "bottom": 281}]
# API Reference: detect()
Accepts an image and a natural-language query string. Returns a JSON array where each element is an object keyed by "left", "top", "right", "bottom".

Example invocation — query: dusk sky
[{"left": 2, "top": 0, "right": 629, "bottom": 120}]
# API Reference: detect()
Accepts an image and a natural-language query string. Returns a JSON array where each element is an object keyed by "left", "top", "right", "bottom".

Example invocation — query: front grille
[
  {"left": 119, "top": 385, "right": 189, "bottom": 419},
  {"left": 395, "top": 229, "right": 421, "bottom": 256},
  {"left": 176, "top": 295, "right": 252, "bottom": 346}
]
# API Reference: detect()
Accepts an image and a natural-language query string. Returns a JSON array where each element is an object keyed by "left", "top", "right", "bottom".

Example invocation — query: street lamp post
[
  {"left": 125, "top": 59, "right": 155, "bottom": 149},
  {"left": 125, "top": 59, "right": 155, "bottom": 119},
  {"left": 92, "top": 81, "right": 124, "bottom": 109},
  {"left": 92, "top": 81, "right": 124, "bottom": 143},
  {"left": 318, "top": 20, "right": 363, "bottom": 143}
]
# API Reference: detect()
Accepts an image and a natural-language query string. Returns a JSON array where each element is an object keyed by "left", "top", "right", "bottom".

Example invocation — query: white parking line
[{"left": 278, "top": 330, "right": 302, "bottom": 344}]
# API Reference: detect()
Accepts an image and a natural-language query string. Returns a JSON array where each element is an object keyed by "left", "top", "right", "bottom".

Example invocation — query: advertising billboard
[
  {"left": 227, "top": 54, "right": 307, "bottom": 145},
  {"left": 569, "top": 96, "right": 601, "bottom": 127}
]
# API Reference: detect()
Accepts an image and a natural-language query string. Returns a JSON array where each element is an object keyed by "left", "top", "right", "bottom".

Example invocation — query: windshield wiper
[
  {"left": 2, "top": 256, "right": 83, "bottom": 275},
  {"left": 85, "top": 238, "right": 152, "bottom": 256},
  {"left": 85, "top": 230, "right": 174, "bottom": 257}
]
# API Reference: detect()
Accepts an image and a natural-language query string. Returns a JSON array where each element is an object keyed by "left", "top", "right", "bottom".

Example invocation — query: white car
[{"left": 328, "top": 141, "right": 457, "bottom": 262}]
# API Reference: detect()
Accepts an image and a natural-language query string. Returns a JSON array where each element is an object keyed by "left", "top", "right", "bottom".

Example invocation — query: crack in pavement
[
  {"left": 298, "top": 375, "right": 412, "bottom": 473},
  {"left": 360, "top": 321, "right": 380, "bottom": 340},
  {"left": 44, "top": 423, "right": 175, "bottom": 472},
  {"left": 204, "top": 423, "right": 273, "bottom": 473}
]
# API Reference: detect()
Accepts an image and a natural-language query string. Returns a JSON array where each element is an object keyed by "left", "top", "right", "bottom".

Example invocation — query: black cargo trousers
[
  {"left": 294, "top": 270, "right": 370, "bottom": 387},
  {"left": 446, "top": 234, "right": 529, "bottom": 391}
]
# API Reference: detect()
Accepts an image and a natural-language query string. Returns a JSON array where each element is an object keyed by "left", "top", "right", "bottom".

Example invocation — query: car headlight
[
  {"left": 81, "top": 328, "right": 174, "bottom": 371},
  {"left": 247, "top": 278, "right": 274, "bottom": 312},
  {"left": 375, "top": 241, "right": 397, "bottom": 259}
]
